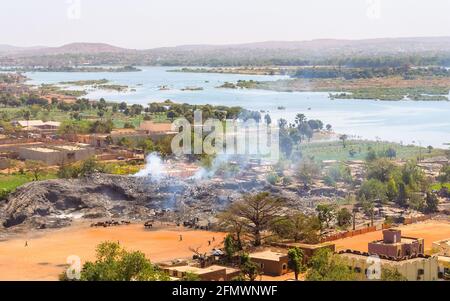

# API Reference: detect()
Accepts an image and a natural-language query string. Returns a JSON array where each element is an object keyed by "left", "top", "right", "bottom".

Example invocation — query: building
[
  {"left": 432, "top": 239, "right": 450, "bottom": 280},
  {"left": 339, "top": 250, "right": 438, "bottom": 281},
  {"left": 138, "top": 121, "right": 176, "bottom": 138},
  {"left": 368, "top": 229, "right": 424, "bottom": 259},
  {"left": 162, "top": 265, "right": 240, "bottom": 281},
  {"left": 432, "top": 239, "right": 450, "bottom": 257},
  {"left": 338, "top": 229, "right": 437, "bottom": 281},
  {"left": 13, "top": 120, "right": 61, "bottom": 137},
  {"left": 249, "top": 250, "right": 289, "bottom": 276},
  {"left": 18, "top": 144, "right": 95, "bottom": 165}
]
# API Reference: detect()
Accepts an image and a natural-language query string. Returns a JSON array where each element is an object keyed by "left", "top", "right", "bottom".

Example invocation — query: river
[{"left": 25, "top": 67, "right": 450, "bottom": 148}]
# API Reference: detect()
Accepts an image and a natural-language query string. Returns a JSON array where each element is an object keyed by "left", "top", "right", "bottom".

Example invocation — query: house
[
  {"left": 138, "top": 121, "right": 176, "bottom": 138},
  {"left": 162, "top": 265, "right": 240, "bottom": 281},
  {"left": 338, "top": 229, "right": 437, "bottom": 281},
  {"left": 432, "top": 239, "right": 450, "bottom": 280},
  {"left": 432, "top": 239, "right": 450, "bottom": 256},
  {"left": 18, "top": 144, "right": 95, "bottom": 165},
  {"left": 249, "top": 250, "right": 289, "bottom": 276},
  {"left": 368, "top": 229, "right": 424, "bottom": 259},
  {"left": 13, "top": 120, "right": 61, "bottom": 137},
  {"left": 339, "top": 250, "right": 438, "bottom": 281}
]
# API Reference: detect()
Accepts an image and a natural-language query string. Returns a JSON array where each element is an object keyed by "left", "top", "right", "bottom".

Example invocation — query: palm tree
[{"left": 339, "top": 134, "right": 348, "bottom": 148}]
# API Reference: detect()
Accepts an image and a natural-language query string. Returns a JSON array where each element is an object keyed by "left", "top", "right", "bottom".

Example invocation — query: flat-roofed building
[
  {"left": 138, "top": 121, "right": 176, "bottom": 138},
  {"left": 18, "top": 144, "right": 94, "bottom": 165},
  {"left": 339, "top": 250, "right": 438, "bottom": 281},
  {"left": 368, "top": 229, "right": 424, "bottom": 259},
  {"left": 432, "top": 239, "right": 450, "bottom": 256},
  {"left": 163, "top": 265, "right": 240, "bottom": 281},
  {"left": 249, "top": 250, "right": 289, "bottom": 276}
]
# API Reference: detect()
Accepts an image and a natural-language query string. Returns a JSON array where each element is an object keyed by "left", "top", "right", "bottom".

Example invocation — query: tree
[
  {"left": 218, "top": 212, "right": 245, "bottom": 251},
  {"left": 72, "top": 242, "right": 169, "bottom": 281},
  {"left": 326, "top": 124, "right": 332, "bottom": 131},
  {"left": 316, "top": 204, "right": 336, "bottom": 229},
  {"left": 425, "top": 192, "right": 439, "bottom": 213},
  {"left": 181, "top": 272, "right": 201, "bottom": 281},
  {"left": 339, "top": 134, "right": 348, "bottom": 148},
  {"left": 305, "top": 248, "right": 356, "bottom": 281},
  {"left": 239, "top": 253, "right": 260, "bottom": 281},
  {"left": 427, "top": 145, "right": 433, "bottom": 153},
  {"left": 224, "top": 234, "right": 236, "bottom": 262},
  {"left": 270, "top": 213, "right": 321, "bottom": 244},
  {"left": 25, "top": 160, "right": 46, "bottom": 181},
  {"left": 264, "top": 113, "right": 272, "bottom": 125},
  {"left": 227, "top": 192, "right": 283, "bottom": 246},
  {"left": 336, "top": 208, "right": 352, "bottom": 229},
  {"left": 297, "top": 159, "right": 320, "bottom": 188},
  {"left": 366, "top": 158, "right": 396, "bottom": 183},
  {"left": 385, "top": 147, "right": 397, "bottom": 159},
  {"left": 137, "top": 138, "right": 154, "bottom": 156},
  {"left": 288, "top": 247, "right": 304, "bottom": 281},
  {"left": 381, "top": 268, "right": 407, "bottom": 281}
]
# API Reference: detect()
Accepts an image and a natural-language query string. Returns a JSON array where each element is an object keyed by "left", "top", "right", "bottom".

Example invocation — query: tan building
[
  {"left": 368, "top": 229, "right": 424, "bottom": 259},
  {"left": 14, "top": 120, "right": 61, "bottom": 137},
  {"left": 249, "top": 250, "right": 289, "bottom": 276},
  {"left": 432, "top": 239, "right": 450, "bottom": 280},
  {"left": 163, "top": 265, "right": 240, "bottom": 281},
  {"left": 138, "top": 121, "right": 176, "bottom": 137},
  {"left": 432, "top": 239, "right": 450, "bottom": 256},
  {"left": 18, "top": 144, "right": 95, "bottom": 165},
  {"left": 339, "top": 251, "right": 438, "bottom": 281}
]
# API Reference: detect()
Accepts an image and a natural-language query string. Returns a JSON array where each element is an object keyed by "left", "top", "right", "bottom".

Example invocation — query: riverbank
[{"left": 219, "top": 76, "right": 450, "bottom": 101}]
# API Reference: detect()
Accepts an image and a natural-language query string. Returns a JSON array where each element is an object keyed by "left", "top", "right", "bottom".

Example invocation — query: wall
[
  {"left": 249, "top": 257, "right": 289, "bottom": 276},
  {"left": 320, "top": 226, "right": 377, "bottom": 243}
]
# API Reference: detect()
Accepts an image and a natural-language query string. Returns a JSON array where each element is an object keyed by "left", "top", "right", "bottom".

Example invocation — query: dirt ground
[
  {"left": 0, "top": 223, "right": 225, "bottom": 281},
  {"left": 334, "top": 220, "right": 450, "bottom": 252}
]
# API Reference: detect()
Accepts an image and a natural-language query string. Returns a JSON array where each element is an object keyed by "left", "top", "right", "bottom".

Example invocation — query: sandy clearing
[
  {"left": 334, "top": 220, "right": 450, "bottom": 252},
  {"left": 0, "top": 224, "right": 225, "bottom": 281}
]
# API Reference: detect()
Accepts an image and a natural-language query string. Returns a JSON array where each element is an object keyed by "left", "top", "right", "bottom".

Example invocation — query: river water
[{"left": 25, "top": 67, "right": 450, "bottom": 148}]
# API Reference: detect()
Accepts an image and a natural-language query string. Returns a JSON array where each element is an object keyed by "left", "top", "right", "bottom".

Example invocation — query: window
[
  {"left": 354, "top": 267, "right": 362, "bottom": 273},
  {"left": 418, "top": 269, "right": 424, "bottom": 276},
  {"left": 282, "top": 264, "right": 287, "bottom": 270}
]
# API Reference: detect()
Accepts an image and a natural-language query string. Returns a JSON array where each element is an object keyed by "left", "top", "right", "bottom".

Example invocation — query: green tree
[
  {"left": 306, "top": 248, "right": 356, "bottom": 281},
  {"left": 239, "top": 253, "right": 261, "bottom": 281},
  {"left": 336, "top": 208, "right": 352, "bottom": 229},
  {"left": 224, "top": 234, "right": 236, "bottom": 262},
  {"left": 297, "top": 159, "right": 320, "bottom": 188},
  {"left": 425, "top": 192, "right": 439, "bottom": 213},
  {"left": 227, "top": 192, "right": 283, "bottom": 246},
  {"left": 339, "top": 134, "right": 348, "bottom": 148},
  {"left": 316, "top": 204, "right": 336, "bottom": 229},
  {"left": 181, "top": 272, "right": 201, "bottom": 281},
  {"left": 25, "top": 160, "right": 46, "bottom": 181},
  {"left": 75, "top": 242, "right": 169, "bottom": 281},
  {"left": 288, "top": 247, "right": 304, "bottom": 281}
]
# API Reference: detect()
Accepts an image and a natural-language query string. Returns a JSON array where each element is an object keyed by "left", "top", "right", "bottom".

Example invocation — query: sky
[{"left": 1, "top": 0, "right": 450, "bottom": 49}]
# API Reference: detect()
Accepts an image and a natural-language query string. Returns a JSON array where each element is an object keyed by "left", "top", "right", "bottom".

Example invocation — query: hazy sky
[{"left": 1, "top": 0, "right": 450, "bottom": 49}]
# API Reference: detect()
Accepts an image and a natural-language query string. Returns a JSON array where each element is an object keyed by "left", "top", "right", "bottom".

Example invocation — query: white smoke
[{"left": 134, "top": 152, "right": 167, "bottom": 181}]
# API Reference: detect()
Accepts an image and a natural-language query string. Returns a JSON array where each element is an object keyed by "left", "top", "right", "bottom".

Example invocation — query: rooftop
[
  {"left": 26, "top": 147, "right": 59, "bottom": 153},
  {"left": 249, "top": 250, "right": 287, "bottom": 261},
  {"left": 166, "top": 265, "right": 227, "bottom": 275}
]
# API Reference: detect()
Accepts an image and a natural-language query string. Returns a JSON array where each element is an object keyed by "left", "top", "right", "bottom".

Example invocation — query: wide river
[{"left": 26, "top": 67, "right": 450, "bottom": 148}]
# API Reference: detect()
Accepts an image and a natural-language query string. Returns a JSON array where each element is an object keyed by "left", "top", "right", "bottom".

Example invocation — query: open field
[
  {"left": 334, "top": 220, "right": 450, "bottom": 252},
  {"left": 0, "top": 224, "right": 225, "bottom": 281},
  {"left": 300, "top": 140, "right": 445, "bottom": 162}
]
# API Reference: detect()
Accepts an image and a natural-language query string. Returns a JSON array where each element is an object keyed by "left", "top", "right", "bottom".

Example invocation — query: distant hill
[{"left": 2, "top": 37, "right": 450, "bottom": 67}]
